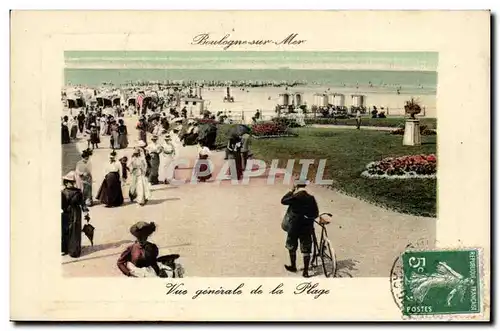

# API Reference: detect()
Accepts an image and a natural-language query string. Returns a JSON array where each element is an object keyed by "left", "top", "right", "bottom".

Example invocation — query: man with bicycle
[{"left": 281, "top": 179, "right": 319, "bottom": 278}]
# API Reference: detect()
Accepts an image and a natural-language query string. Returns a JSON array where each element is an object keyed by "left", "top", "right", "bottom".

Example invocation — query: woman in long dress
[
  {"left": 110, "top": 119, "right": 120, "bottom": 150},
  {"left": 117, "top": 119, "right": 129, "bottom": 149},
  {"left": 75, "top": 149, "right": 93, "bottom": 206},
  {"left": 159, "top": 134, "right": 175, "bottom": 184},
  {"left": 147, "top": 135, "right": 163, "bottom": 185},
  {"left": 69, "top": 117, "right": 78, "bottom": 140},
  {"left": 61, "top": 120, "right": 70, "bottom": 144},
  {"left": 136, "top": 117, "right": 148, "bottom": 147},
  {"left": 96, "top": 152, "right": 124, "bottom": 207},
  {"left": 99, "top": 115, "right": 108, "bottom": 136},
  {"left": 170, "top": 126, "right": 183, "bottom": 166},
  {"left": 129, "top": 147, "right": 151, "bottom": 206},
  {"left": 61, "top": 171, "right": 90, "bottom": 258}
]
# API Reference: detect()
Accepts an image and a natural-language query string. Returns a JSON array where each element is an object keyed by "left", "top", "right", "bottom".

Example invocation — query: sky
[{"left": 65, "top": 51, "right": 438, "bottom": 72}]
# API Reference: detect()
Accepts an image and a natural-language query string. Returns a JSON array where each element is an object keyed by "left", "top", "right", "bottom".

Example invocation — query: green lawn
[
  {"left": 249, "top": 127, "right": 437, "bottom": 217},
  {"left": 305, "top": 116, "right": 437, "bottom": 129}
]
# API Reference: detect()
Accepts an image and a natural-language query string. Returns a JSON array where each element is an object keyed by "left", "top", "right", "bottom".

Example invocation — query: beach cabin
[
  {"left": 279, "top": 93, "right": 291, "bottom": 106},
  {"left": 313, "top": 93, "right": 328, "bottom": 107},
  {"left": 96, "top": 93, "right": 121, "bottom": 108},
  {"left": 66, "top": 94, "right": 86, "bottom": 109},
  {"left": 351, "top": 94, "right": 365, "bottom": 108},
  {"left": 181, "top": 97, "right": 205, "bottom": 116},
  {"left": 294, "top": 92, "right": 303, "bottom": 106},
  {"left": 328, "top": 93, "right": 345, "bottom": 107}
]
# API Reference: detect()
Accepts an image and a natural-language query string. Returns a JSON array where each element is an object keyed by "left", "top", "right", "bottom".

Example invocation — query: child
[{"left": 195, "top": 145, "right": 212, "bottom": 182}]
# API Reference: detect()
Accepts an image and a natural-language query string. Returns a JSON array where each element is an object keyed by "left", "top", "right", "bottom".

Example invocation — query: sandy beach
[{"left": 197, "top": 86, "right": 436, "bottom": 121}]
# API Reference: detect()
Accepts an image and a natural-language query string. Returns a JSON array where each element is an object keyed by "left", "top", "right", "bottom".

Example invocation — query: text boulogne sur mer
[{"left": 191, "top": 33, "right": 306, "bottom": 50}]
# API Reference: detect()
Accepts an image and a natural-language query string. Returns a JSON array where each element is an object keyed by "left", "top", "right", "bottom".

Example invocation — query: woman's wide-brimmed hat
[
  {"left": 130, "top": 221, "right": 156, "bottom": 238},
  {"left": 137, "top": 140, "right": 147, "bottom": 147},
  {"left": 90, "top": 123, "right": 96, "bottom": 127},
  {"left": 62, "top": 171, "right": 76, "bottom": 182}
]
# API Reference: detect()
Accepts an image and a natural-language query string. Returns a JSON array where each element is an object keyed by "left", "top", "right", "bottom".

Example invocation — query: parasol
[
  {"left": 148, "top": 113, "right": 161, "bottom": 122},
  {"left": 229, "top": 124, "right": 251, "bottom": 137},
  {"left": 81, "top": 215, "right": 95, "bottom": 246}
]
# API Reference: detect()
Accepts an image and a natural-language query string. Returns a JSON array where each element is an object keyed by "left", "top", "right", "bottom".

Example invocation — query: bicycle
[{"left": 307, "top": 212, "right": 337, "bottom": 277}]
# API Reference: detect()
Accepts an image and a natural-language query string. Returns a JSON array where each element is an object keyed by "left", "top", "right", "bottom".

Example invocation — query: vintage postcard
[{"left": 10, "top": 11, "right": 490, "bottom": 321}]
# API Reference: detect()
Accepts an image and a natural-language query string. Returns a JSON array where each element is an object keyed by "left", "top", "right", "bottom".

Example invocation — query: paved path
[
  {"left": 62, "top": 115, "right": 435, "bottom": 278},
  {"left": 309, "top": 124, "right": 398, "bottom": 131}
]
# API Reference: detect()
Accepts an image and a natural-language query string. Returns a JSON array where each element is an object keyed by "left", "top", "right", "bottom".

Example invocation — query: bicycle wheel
[{"left": 320, "top": 238, "right": 337, "bottom": 277}]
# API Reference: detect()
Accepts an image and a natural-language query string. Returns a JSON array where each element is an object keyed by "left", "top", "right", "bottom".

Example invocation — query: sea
[{"left": 64, "top": 51, "right": 438, "bottom": 95}]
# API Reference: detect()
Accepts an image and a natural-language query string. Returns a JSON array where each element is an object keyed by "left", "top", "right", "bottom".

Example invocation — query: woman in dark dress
[
  {"left": 136, "top": 117, "right": 148, "bottom": 147},
  {"left": 117, "top": 119, "right": 129, "bottom": 149},
  {"left": 96, "top": 151, "right": 124, "bottom": 207},
  {"left": 61, "top": 171, "right": 90, "bottom": 258},
  {"left": 226, "top": 135, "right": 243, "bottom": 180},
  {"left": 61, "top": 119, "right": 71, "bottom": 144},
  {"left": 117, "top": 222, "right": 160, "bottom": 277}
]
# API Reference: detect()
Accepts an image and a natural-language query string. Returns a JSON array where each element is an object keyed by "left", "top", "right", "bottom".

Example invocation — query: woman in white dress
[
  {"left": 170, "top": 126, "right": 183, "bottom": 160},
  {"left": 159, "top": 134, "right": 176, "bottom": 184},
  {"left": 99, "top": 116, "right": 108, "bottom": 136},
  {"left": 128, "top": 147, "right": 151, "bottom": 206}
]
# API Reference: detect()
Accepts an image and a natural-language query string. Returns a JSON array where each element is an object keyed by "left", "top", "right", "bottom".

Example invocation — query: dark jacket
[{"left": 281, "top": 189, "right": 319, "bottom": 233}]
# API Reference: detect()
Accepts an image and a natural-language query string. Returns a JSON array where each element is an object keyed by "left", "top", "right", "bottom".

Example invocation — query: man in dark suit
[{"left": 281, "top": 180, "right": 319, "bottom": 278}]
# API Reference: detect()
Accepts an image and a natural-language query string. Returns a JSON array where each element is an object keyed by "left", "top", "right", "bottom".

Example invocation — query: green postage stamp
[{"left": 402, "top": 249, "right": 481, "bottom": 316}]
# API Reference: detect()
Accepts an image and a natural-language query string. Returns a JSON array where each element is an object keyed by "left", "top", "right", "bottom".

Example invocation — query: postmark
[
  {"left": 390, "top": 239, "right": 431, "bottom": 310},
  {"left": 402, "top": 249, "right": 481, "bottom": 316}
]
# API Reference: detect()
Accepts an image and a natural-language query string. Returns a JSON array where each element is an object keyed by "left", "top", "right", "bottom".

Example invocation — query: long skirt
[
  {"left": 159, "top": 154, "right": 174, "bottom": 182},
  {"left": 61, "top": 126, "right": 70, "bottom": 144},
  {"left": 90, "top": 132, "right": 100, "bottom": 144},
  {"left": 96, "top": 172, "right": 124, "bottom": 207},
  {"left": 149, "top": 153, "right": 160, "bottom": 184},
  {"left": 75, "top": 174, "right": 93, "bottom": 206},
  {"left": 70, "top": 125, "right": 78, "bottom": 139},
  {"left": 129, "top": 173, "right": 151, "bottom": 205},
  {"left": 111, "top": 131, "right": 120, "bottom": 149},
  {"left": 100, "top": 124, "right": 107, "bottom": 136},
  {"left": 139, "top": 130, "right": 147, "bottom": 145},
  {"left": 118, "top": 133, "right": 128, "bottom": 149},
  {"left": 61, "top": 206, "right": 82, "bottom": 258}
]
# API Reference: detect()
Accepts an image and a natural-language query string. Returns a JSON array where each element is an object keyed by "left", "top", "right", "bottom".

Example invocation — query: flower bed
[
  {"left": 361, "top": 154, "right": 437, "bottom": 179},
  {"left": 251, "top": 121, "right": 297, "bottom": 138}
]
